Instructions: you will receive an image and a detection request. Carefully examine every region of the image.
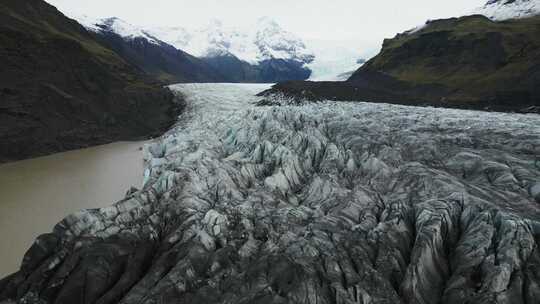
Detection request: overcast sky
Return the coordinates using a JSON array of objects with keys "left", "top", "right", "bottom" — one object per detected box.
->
[{"left": 46, "top": 0, "right": 486, "bottom": 45}]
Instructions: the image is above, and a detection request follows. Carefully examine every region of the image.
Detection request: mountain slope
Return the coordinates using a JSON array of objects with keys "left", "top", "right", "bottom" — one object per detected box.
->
[
  {"left": 76, "top": 16, "right": 226, "bottom": 83},
  {"left": 261, "top": 13, "right": 540, "bottom": 113},
  {"left": 348, "top": 14, "right": 540, "bottom": 108},
  {"left": 0, "top": 0, "right": 179, "bottom": 162}
]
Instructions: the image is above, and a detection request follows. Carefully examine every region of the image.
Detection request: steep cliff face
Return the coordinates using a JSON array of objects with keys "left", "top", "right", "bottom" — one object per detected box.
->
[
  {"left": 1, "top": 84, "right": 539, "bottom": 304},
  {"left": 0, "top": 0, "right": 180, "bottom": 162}
]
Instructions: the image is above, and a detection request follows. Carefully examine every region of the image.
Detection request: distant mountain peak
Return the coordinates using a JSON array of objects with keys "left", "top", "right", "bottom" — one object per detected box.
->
[
  {"left": 148, "top": 18, "right": 314, "bottom": 65},
  {"left": 61, "top": 10, "right": 368, "bottom": 82},
  {"left": 475, "top": 0, "right": 540, "bottom": 20}
]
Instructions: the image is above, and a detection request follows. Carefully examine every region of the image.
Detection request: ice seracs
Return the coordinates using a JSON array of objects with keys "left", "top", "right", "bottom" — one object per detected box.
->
[
  {"left": 3, "top": 83, "right": 539, "bottom": 303},
  {"left": 475, "top": 0, "right": 540, "bottom": 20}
]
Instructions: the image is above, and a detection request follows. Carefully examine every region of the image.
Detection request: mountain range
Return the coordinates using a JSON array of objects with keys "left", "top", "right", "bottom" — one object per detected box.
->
[{"left": 70, "top": 15, "right": 322, "bottom": 83}]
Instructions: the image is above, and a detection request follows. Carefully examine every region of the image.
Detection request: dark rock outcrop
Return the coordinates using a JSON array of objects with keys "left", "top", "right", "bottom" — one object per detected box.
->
[
  {"left": 0, "top": 0, "right": 181, "bottom": 163},
  {"left": 1, "top": 83, "right": 539, "bottom": 304},
  {"left": 260, "top": 15, "right": 540, "bottom": 113}
]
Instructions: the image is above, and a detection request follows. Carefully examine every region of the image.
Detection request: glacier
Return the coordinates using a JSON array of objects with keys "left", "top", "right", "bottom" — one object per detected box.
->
[
  {"left": 1, "top": 84, "right": 540, "bottom": 304},
  {"left": 306, "top": 40, "right": 377, "bottom": 81}
]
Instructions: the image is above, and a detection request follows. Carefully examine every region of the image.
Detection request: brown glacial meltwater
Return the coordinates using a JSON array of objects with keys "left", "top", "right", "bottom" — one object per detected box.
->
[{"left": 0, "top": 141, "right": 146, "bottom": 276}]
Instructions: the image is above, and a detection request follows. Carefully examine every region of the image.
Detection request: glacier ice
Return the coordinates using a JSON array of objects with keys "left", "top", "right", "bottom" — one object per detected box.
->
[{"left": 1, "top": 83, "right": 540, "bottom": 304}]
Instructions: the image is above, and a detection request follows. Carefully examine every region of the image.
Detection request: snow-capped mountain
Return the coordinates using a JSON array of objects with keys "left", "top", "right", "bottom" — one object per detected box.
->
[
  {"left": 75, "top": 15, "right": 162, "bottom": 44},
  {"left": 147, "top": 21, "right": 377, "bottom": 81},
  {"left": 68, "top": 13, "right": 318, "bottom": 82},
  {"left": 66, "top": 10, "right": 378, "bottom": 82},
  {"left": 74, "top": 14, "right": 314, "bottom": 67},
  {"left": 70, "top": 14, "right": 226, "bottom": 83},
  {"left": 475, "top": 0, "right": 540, "bottom": 20},
  {"left": 147, "top": 17, "right": 314, "bottom": 65}
]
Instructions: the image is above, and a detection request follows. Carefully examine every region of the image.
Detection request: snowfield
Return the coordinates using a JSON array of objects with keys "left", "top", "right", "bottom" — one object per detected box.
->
[{"left": 4, "top": 84, "right": 540, "bottom": 304}]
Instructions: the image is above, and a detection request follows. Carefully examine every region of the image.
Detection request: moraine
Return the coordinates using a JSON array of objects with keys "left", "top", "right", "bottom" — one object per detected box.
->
[{"left": 1, "top": 83, "right": 540, "bottom": 304}]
